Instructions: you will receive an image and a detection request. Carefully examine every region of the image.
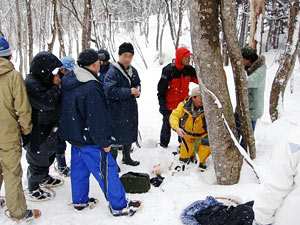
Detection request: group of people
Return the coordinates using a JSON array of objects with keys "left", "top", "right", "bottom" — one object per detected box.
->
[
  {"left": 0, "top": 35, "right": 141, "bottom": 222},
  {"left": 1, "top": 31, "right": 297, "bottom": 225}
]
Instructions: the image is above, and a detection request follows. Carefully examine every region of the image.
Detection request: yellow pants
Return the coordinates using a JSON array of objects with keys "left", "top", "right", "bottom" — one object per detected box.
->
[
  {"left": 0, "top": 141, "right": 27, "bottom": 219},
  {"left": 179, "top": 135, "right": 211, "bottom": 164}
]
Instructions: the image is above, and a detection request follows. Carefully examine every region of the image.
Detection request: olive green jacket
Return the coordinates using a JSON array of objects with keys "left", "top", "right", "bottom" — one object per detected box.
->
[{"left": 0, "top": 58, "right": 32, "bottom": 144}]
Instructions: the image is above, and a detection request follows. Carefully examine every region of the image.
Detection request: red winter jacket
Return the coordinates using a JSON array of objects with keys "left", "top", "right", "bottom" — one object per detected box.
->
[{"left": 157, "top": 47, "right": 198, "bottom": 111}]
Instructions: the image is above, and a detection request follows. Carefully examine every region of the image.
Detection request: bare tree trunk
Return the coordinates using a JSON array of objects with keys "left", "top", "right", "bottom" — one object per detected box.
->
[
  {"left": 175, "top": 0, "right": 185, "bottom": 49},
  {"left": 189, "top": 0, "right": 243, "bottom": 185},
  {"left": 26, "top": 0, "right": 33, "bottom": 63},
  {"left": 156, "top": 3, "right": 161, "bottom": 51},
  {"left": 15, "top": 0, "right": 23, "bottom": 75},
  {"left": 48, "top": 0, "right": 57, "bottom": 52},
  {"left": 82, "top": 0, "right": 92, "bottom": 50},
  {"left": 56, "top": 6, "right": 66, "bottom": 57},
  {"left": 269, "top": 0, "right": 299, "bottom": 122},
  {"left": 220, "top": 0, "right": 256, "bottom": 159},
  {"left": 249, "top": 0, "right": 266, "bottom": 50},
  {"left": 164, "top": 0, "right": 176, "bottom": 45}
]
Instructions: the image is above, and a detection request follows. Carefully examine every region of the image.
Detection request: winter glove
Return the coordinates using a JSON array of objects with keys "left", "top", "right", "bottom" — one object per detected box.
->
[{"left": 22, "top": 133, "right": 32, "bottom": 147}]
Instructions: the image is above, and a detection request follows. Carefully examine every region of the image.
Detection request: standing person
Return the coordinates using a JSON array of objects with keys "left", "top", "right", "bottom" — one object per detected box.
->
[
  {"left": 54, "top": 56, "right": 76, "bottom": 177},
  {"left": 236, "top": 46, "right": 266, "bottom": 138},
  {"left": 98, "top": 49, "right": 111, "bottom": 86},
  {"left": 157, "top": 47, "right": 198, "bottom": 148},
  {"left": 25, "top": 51, "right": 64, "bottom": 201},
  {"left": 253, "top": 127, "right": 300, "bottom": 225},
  {"left": 0, "top": 34, "right": 40, "bottom": 222},
  {"left": 59, "top": 48, "right": 141, "bottom": 216},
  {"left": 104, "top": 42, "right": 141, "bottom": 167},
  {"left": 169, "top": 87, "right": 210, "bottom": 171}
]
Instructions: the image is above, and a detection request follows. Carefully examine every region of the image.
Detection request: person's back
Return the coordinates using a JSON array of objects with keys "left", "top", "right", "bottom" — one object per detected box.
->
[
  {"left": 0, "top": 58, "right": 32, "bottom": 144},
  {"left": 60, "top": 66, "right": 112, "bottom": 147},
  {"left": 0, "top": 35, "right": 40, "bottom": 222},
  {"left": 253, "top": 127, "right": 300, "bottom": 225}
]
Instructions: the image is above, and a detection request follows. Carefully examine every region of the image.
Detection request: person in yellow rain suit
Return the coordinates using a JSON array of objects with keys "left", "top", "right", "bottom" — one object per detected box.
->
[{"left": 170, "top": 86, "right": 210, "bottom": 171}]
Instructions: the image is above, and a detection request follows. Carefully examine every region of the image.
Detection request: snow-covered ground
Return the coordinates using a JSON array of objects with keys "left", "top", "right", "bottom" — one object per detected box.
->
[{"left": 1, "top": 16, "right": 300, "bottom": 225}]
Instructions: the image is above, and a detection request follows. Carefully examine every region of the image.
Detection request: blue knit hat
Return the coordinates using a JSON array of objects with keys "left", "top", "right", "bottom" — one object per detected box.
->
[{"left": 0, "top": 34, "right": 11, "bottom": 57}]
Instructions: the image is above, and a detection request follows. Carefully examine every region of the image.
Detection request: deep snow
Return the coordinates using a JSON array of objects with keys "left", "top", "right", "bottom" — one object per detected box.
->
[{"left": 1, "top": 16, "right": 300, "bottom": 225}]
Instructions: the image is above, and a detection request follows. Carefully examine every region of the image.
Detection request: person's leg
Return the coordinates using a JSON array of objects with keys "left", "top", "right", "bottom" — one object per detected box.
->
[
  {"left": 197, "top": 144, "right": 211, "bottom": 164},
  {"left": 160, "top": 111, "right": 172, "bottom": 147},
  {"left": 179, "top": 136, "right": 193, "bottom": 161},
  {"left": 0, "top": 141, "right": 27, "bottom": 219},
  {"left": 26, "top": 150, "right": 53, "bottom": 192},
  {"left": 252, "top": 120, "right": 257, "bottom": 132},
  {"left": 122, "top": 144, "right": 140, "bottom": 166},
  {"left": 70, "top": 146, "right": 90, "bottom": 205},
  {"left": 80, "top": 146, "right": 127, "bottom": 210},
  {"left": 234, "top": 112, "right": 242, "bottom": 139},
  {"left": 56, "top": 141, "right": 69, "bottom": 169}
]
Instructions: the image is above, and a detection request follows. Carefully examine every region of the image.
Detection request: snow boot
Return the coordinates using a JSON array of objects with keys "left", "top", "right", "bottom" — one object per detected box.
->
[
  {"left": 40, "top": 176, "right": 64, "bottom": 188},
  {"left": 28, "top": 188, "right": 54, "bottom": 201},
  {"left": 109, "top": 200, "right": 141, "bottom": 217},
  {"left": 73, "top": 198, "right": 98, "bottom": 211},
  {"left": 5, "top": 209, "right": 41, "bottom": 223},
  {"left": 122, "top": 144, "right": 140, "bottom": 166}
]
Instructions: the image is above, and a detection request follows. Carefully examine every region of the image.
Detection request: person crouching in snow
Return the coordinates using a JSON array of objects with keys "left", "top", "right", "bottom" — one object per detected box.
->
[
  {"left": 59, "top": 48, "right": 141, "bottom": 216},
  {"left": 157, "top": 47, "right": 198, "bottom": 149},
  {"left": 252, "top": 127, "right": 300, "bottom": 225},
  {"left": 170, "top": 86, "right": 210, "bottom": 171}
]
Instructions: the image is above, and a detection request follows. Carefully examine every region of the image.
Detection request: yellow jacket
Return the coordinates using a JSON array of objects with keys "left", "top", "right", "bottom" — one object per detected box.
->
[
  {"left": 170, "top": 97, "right": 207, "bottom": 137},
  {"left": 0, "top": 58, "right": 32, "bottom": 144}
]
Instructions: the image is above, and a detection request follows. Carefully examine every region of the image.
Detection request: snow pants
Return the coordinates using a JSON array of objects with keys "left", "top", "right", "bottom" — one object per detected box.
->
[{"left": 71, "top": 145, "right": 127, "bottom": 210}]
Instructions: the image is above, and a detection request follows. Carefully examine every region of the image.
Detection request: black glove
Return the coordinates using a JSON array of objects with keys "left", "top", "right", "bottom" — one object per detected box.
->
[{"left": 22, "top": 133, "right": 32, "bottom": 147}]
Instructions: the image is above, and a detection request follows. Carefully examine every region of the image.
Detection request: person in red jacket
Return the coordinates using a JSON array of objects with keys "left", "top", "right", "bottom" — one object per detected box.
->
[{"left": 157, "top": 47, "right": 198, "bottom": 148}]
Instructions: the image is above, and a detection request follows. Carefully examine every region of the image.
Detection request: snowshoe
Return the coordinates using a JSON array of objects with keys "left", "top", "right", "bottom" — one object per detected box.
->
[
  {"left": 109, "top": 200, "right": 141, "bottom": 217},
  {"left": 56, "top": 165, "right": 71, "bottom": 177},
  {"left": 40, "top": 176, "right": 64, "bottom": 188},
  {"left": 71, "top": 198, "right": 99, "bottom": 211},
  {"left": 5, "top": 209, "right": 41, "bottom": 223},
  {"left": 24, "top": 187, "right": 56, "bottom": 202}
]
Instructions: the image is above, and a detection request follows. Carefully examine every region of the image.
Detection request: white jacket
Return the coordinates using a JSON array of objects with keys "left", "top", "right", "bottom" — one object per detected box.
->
[{"left": 253, "top": 127, "right": 300, "bottom": 225}]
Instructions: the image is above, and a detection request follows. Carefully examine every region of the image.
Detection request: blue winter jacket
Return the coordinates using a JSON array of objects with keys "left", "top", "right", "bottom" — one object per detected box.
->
[
  {"left": 104, "top": 62, "right": 141, "bottom": 145},
  {"left": 59, "top": 67, "right": 114, "bottom": 148}
]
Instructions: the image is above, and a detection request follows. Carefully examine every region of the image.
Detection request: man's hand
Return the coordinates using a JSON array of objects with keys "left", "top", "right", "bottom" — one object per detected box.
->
[
  {"left": 176, "top": 128, "right": 186, "bottom": 138},
  {"left": 53, "top": 75, "right": 61, "bottom": 85},
  {"left": 103, "top": 145, "right": 111, "bottom": 152},
  {"left": 131, "top": 88, "right": 140, "bottom": 97}
]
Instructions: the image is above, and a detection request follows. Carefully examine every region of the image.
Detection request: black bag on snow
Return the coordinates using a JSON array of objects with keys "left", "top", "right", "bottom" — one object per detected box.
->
[
  {"left": 194, "top": 201, "right": 254, "bottom": 225},
  {"left": 120, "top": 172, "right": 151, "bottom": 194}
]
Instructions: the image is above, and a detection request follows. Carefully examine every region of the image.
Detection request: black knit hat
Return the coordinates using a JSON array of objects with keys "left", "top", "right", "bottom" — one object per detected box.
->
[
  {"left": 241, "top": 46, "right": 258, "bottom": 63},
  {"left": 77, "top": 48, "right": 99, "bottom": 67},
  {"left": 98, "top": 49, "right": 110, "bottom": 61},
  {"left": 118, "top": 42, "right": 134, "bottom": 55}
]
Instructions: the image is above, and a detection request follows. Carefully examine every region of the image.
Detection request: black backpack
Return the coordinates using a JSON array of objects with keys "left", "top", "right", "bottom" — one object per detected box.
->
[{"left": 120, "top": 172, "right": 151, "bottom": 194}]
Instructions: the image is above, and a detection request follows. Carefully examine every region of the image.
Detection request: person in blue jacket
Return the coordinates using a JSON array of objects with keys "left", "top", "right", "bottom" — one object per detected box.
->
[
  {"left": 98, "top": 49, "right": 111, "bottom": 86},
  {"left": 104, "top": 42, "right": 141, "bottom": 166},
  {"left": 59, "top": 48, "right": 140, "bottom": 216}
]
